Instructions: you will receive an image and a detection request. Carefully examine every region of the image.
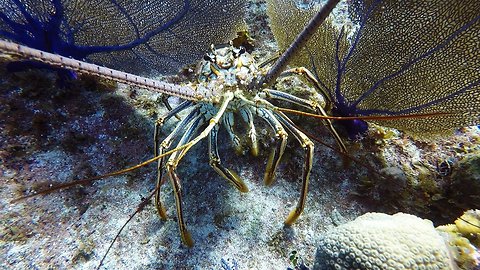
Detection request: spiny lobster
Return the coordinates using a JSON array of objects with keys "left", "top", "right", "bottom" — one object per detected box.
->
[
  {"left": 1, "top": 0, "right": 348, "bottom": 249},
  {"left": 1, "top": 0, "right": 479, "bottom": 268}
]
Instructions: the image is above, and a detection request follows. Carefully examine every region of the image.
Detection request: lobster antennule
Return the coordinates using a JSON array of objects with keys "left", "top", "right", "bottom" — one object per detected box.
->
[
  {"left": 96, "top": 188, "right": 157, "bottom": 270},
  {"left": 10, "top": 141, "right": 194, "bottom": 203}
]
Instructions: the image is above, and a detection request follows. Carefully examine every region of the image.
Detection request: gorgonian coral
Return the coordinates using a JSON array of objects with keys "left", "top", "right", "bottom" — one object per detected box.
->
[
  {"left": 0, "top": 0, "right": 246, "bottom": 75},
  {"left": 267, "top": 0, "right": 480, "bottom": 138}
]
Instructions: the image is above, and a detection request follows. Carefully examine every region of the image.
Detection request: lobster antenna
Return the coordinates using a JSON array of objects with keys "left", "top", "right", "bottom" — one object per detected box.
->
[
  {"left": 258, "top": 0, "right": 341, "bottom": 87},
  {"left": 0, "top": 39, "right": 201, "bottom": 101}
]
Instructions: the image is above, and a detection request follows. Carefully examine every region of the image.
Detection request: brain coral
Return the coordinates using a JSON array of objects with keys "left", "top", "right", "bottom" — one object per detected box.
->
[{"left": 314, "top": 212, "right": 456, "bottom": 270}]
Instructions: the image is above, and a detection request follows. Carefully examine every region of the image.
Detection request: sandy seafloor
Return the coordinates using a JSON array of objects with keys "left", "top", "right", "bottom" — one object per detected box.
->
[{"left": 1, "top": 1, "right": 480, "bottom": 269}]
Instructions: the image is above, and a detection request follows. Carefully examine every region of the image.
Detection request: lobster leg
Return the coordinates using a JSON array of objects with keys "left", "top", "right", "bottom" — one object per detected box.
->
[
  {"left": 239, "top": 107, "right": 259, "bottom": 157},
  {"left": 263, "top": 88, "right": 347, "bottom": 154},
  {"left": 154, "top": 105, "right": 198, "bottom": 220},
  {"left": 222, "top": 111, "right": 243, "bottom": 155},
  {"left": 154, "top": 100, "right": 192, "bottom": 130},
  {"left": 256, "top": 108, "right": 288, "bottom": 186},
  {"left": 173, "top": 92, "right": 233, "bottom": 162},
  {"left": 273, "top": 111, "right": 314, "bottom": 226},
  {"left": 161, "top": 96, "right": 186, "bottom": 121},
  {"left": 208, "top": 125, "right": 249, "bottom": 192},
  {"left": 166, "top": 165, "right": 193, "bottom": 247},
  {"left": 279, "top": 67, "right": 332, "bottom": 106},
  {"left": 164, "top": 93, "right": 233, "bottom": 246},
  {"left": 165, "top": 115, "right": 204, "bottom": 247}
]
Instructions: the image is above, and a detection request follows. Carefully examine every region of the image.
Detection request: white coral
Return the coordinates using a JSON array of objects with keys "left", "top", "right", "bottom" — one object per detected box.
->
[{"left": 314, "top": 213, "right": 457, "bottom": 270}]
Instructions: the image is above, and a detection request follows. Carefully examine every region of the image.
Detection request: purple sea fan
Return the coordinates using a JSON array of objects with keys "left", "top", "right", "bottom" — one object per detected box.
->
[
  {"left": 0, "top": 0, "right": 247, "bottom": 75},
  {"left": 267, "top": 0, "right": 480, "bottom": 139}
]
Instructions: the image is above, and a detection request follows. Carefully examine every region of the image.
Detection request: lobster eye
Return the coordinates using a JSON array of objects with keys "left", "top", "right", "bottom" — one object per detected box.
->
[{"left": 238, "top": 47, "right": 246, "bottom": 55}]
